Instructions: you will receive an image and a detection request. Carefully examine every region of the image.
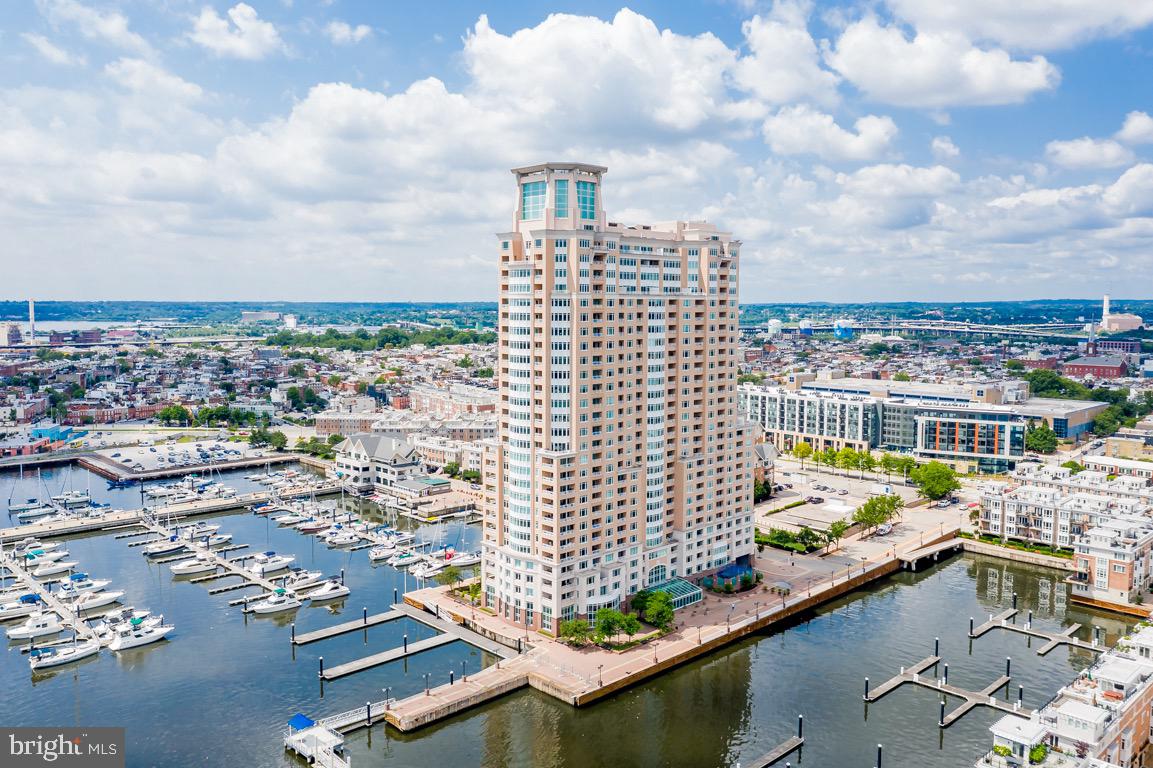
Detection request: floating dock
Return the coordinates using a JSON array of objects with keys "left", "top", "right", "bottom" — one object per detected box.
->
[
  {"left": 969, "top": 608, "right": 1105, "bottom": 655},
  {"left": 292, "top": 610, "right": 404, "bottom": 645},
  {"left": 864, "top": 654, "right": 1031, "bottom": 727}
]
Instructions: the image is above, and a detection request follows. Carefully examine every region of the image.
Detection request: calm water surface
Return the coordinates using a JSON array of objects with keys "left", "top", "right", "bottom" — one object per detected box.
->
[{"left": 0, "top": 466, "right": 1133, "bottom": 768}]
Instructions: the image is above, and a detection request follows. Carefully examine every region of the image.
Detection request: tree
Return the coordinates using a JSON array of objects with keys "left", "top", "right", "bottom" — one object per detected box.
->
[
  {"left": 594, "top": 608, "right": 624, "bottom": 642},
  {"left": 443, "top": 461, "right": 461, "bottom": 478},
  {"left": 858, "top": 451, "right": 877, "bottom": 475},
  {"left": 853, "top": 494, "right": 903, "bottom": 533},
  {"left": 892, "top": 371, "right": 911, "bottom": 382},
  {"left": 621, "top": 613, "right": 642, "bottom": 642},
  {"left": 1025, "top": 421, "right": 1059, "bottom": 454},
  {"left": 792, "top": 441, "right": 813, "bottom": 468},
  {"left": 456, "top": 355, "right": 474, "bottom": 368},
  {"left": 825, "top": 519, "right": 849, "bottom": 553},
  {"left": 796, "top": 526, "right": 821, "bottom": 552},
  {"left": 1061, "top": 460, "right": 1085, "bottom": 474},
  {"left": 645, "top": 591, "right": 675, "bottom": 631},
  {"left": 1005, "top": 359, "right": 1025, "bottom": 371},
  {"left": 474, "top": 367, "right": 494, "bottom": 378},
  {"left": 910, "top": 461, "right": 961, "bottom": 500},
  {"left": 436, "top": 565, "right": 462, "bottom": 589},
  {"left": 157, "top": 405, "right": 191, "bottom": 425},
  {"left": 630, "top": 589, "right": 652, "bottom": 615},
  {"left": 268, "top": 431, "right": 288, "bottom": 450},
  {"left": 836, "top": 447, "right": 859, "bottom": 471},
  {"left": 327, "top": 433, "right": 345, "bottom": 446},
  {"left": 738, "top": 372, "right": 766, "bottom": 385},
  {"left": 558, "top": 619, "right": 590, "bottom": 646},
  {"left": 753, "top": 479, "right": 772, "bottom": 503}
]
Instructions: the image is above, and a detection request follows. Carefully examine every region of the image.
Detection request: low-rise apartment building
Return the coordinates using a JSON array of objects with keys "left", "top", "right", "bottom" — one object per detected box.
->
[
  {"left": 408, "top": 382, "right": 497, "bottom": 419},
  {"left": 1070, "top": 516, "right": 1153, "bottom": 607},
  {"left": 331, "top": 433, "right": 421, "bottom": 493}
]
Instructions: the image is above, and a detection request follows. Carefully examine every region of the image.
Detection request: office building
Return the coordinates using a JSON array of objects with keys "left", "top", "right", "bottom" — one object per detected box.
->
[{"left": 482, "top": 162, "right": 754, "bottom": 632}]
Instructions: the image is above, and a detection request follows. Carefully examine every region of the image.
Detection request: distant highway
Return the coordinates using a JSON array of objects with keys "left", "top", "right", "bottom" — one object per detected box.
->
[{"left": 740, "top": 319, "right": 1087, "bottom": 341}]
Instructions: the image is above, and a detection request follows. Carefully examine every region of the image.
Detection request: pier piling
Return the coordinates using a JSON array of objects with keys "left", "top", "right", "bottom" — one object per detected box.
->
[
  {"left": 969, "top": 617, "right": 974, "bottom": 637},
  {"left": 318, "top": 656, "right": 324, "bottom": 678},
  {"left": 1006, "top": 657, "right": 1011, "bottom": 678},
  {"left": 943, "top": 663, "right": 948, "bottom": 685},
  {"left": 863, "top": 677, "right": 869, "bottom": 700},
  {"left": 938, "top": 700, "right": 945, "bottom": 727},
  {"left": 1012, "top": 592, "right": 1017, "bottom": 609},
  {"left": 934, "top": 637, "right": 939, "bottom": 656},
  {"left": 876, "top": 743, "right": 883, "bottom": 768}
]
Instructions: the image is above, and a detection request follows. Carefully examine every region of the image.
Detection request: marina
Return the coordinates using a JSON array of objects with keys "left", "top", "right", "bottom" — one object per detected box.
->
[{"left": 0, "top": 462, "right": 1138, "bottom": 767}]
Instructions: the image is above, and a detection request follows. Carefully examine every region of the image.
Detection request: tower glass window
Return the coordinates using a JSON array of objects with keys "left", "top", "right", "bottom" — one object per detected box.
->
[
  {"left": 576, "top": 180, "right": 596, "bottom": 220},
  {"left": 521, "top": 181, "right": 546, "bottom": 220},
  {"left": 554, "top": 179, "right": 569, "bottom": 218}
]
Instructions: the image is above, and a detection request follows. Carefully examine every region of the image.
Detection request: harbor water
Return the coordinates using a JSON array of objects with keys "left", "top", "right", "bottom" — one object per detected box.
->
[{"left": 0, "top": 464, "right": 1136, "bottom": 767}]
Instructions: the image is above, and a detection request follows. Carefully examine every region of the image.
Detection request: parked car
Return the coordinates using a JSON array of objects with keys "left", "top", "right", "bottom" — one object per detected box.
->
[{"left": 805, "top": 496, "right": 825, "bottom": 504}]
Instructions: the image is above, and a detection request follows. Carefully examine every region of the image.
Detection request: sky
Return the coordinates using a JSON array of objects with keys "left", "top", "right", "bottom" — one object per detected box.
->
[{"left": 2, "top": 1, "right": 1153, "bottom": 303}]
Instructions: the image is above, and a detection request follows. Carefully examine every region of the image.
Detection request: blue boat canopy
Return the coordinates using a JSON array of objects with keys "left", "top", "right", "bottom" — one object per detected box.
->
[
  {"left": 69, "top": 573, "right": 88, "bottom": 581},
  {"left": 263, "top": 551, "right": 276, "bottom": 557},
  {"left": 19, "top": 594, "right": 41, "bottom": 604},
  {"left": 287, "top": 713, "right": 314, "bottom": 730}
]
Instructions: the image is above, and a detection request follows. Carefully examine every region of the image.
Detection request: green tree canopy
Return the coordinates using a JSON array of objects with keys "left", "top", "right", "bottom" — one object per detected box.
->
[{"left": 910, "top": 461, "right": 961, "bottom": 500}]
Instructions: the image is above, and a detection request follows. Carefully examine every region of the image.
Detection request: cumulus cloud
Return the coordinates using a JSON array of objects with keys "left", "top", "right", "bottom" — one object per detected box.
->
[
  {"left": 883, "top": 0, "right": 1153, "bottom": 50},
  {"left": 1045, "top": 137, "right": 1134, "bottom": 169},
  {"left": 36, "top": 0, "right": 152, "bottom": 56},
  {"left": 826, "top": 17, "right": 1060, "bottom": 107},
  {"left": 1117, "top": 111, "right": 1153, "bottom": 145},
  {"left": 731, "top": 3, "right": 840, "bottom": 107},
  {"left": 324, "top": 20, "right": 372, "bottom": 45},
  {"left": 21, "top": 33, "right": 86, "bottom": 66},
  {"left": 104, "top": 59, "right": 203, "bottom": 103},
  {"left": 762, "top": 105, "right": 897, "bottom": 161},
  {"left": 190, "top": 3, "right": 286, "bottom": 60},
  {"left": 931, "top": 136, "right": 960, "bottom": 160},
  {"left": 464, "top": 11, "right": 737, "bottom": 133}
]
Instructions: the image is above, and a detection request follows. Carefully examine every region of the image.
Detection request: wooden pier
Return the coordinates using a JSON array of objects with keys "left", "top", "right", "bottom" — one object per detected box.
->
[
  {"left": 969, "top": 609, "right": 1105, "bottom": 655},
  {"left": 292, "top": 610, "right": 404, "bottom": 645},
  {"left": 0, "top": 554, "right": 98, "bottom": 644},
  {"left": 743, "top": 716, "right": 806, "bottom": 768},
  {"left": 0, "top": 484, "right": 342, "bottom": 544},
  {"left": 864, "top": 655, "right": 1031, "bottom": 727},
  {"left": 898, "top": 538, "right": 964, "bottom": 570},
  {"left": 321, "top": 634, "right": 457, "bottom": 680},
  {"left": 134, "top": 518, "right": 281, "bottom": 597}
]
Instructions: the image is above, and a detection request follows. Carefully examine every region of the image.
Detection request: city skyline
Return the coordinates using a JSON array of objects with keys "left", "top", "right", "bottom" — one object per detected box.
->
[{"left": 3, "top": 1, "right": 1153, "bottom": 302}]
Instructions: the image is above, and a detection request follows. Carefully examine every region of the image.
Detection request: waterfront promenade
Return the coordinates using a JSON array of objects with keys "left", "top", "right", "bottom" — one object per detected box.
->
[{"left": 375, "top": 505, "right": 969, "bottom": 731}]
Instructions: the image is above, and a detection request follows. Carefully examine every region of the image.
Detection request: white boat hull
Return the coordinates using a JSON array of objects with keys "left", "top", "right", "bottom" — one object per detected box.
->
[
  {"left": 108, "top": 624, "right": 174, "bottom": 651},
  {"left": 29, "top": 641, "right": 100, "bottom": 670}
]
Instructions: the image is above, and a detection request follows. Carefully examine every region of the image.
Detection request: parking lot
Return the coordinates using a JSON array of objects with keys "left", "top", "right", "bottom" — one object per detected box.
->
[
  {"left": 756, "top": 459, "right": 927, "bottom": 534},
  {"left": 94, "top": 440, "right": 269, "bottom": 473}
]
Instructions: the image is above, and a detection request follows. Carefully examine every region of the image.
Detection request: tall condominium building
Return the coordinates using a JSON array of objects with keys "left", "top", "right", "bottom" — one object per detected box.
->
[{"left": 481, "top": 162, "right": 754, "bottom": 633}]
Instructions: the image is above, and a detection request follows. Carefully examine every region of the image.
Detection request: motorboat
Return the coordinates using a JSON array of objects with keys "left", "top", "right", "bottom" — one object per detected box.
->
[
  {"left": 249, "top": 589, "right": 301, "bottom": 614},
  {"left": 387, "top": 551, "right": 422, "bottom": 568},
  {"left": 142, "top": 536, "right": 186, "bottom": 557},
  {"left": 306, "top": 579, "right": 349, "bottom": 602},
  {"left": 389, "top": 531, "right": 416, "bottom": 546},
  {"left": 444, "top": 551, "right": 481, "bottom": 567},
  {"left": 368, "top": 545, "right": 392, "bottom": 562},
  {"left": 411, "top": 561, "right": 445, "bottom": 580},
  {"left": 273, "top": 513, "right": 308, "bottom": 526},
  {"left": 6, "top": 612, "right": 65, "bottom": 640},
  {"left": 170, "top": 556, "right": 217, "bottom": 576},
  {"left": 29, "top": 640, "right": 100, "bottom": 670},
  {"left": 107, "top": 620, "right": 174, "bottom": 651},
  {"left": 32, "top": 560, "right": 78, "bottom": 578},
  {"left": 52, "top": 491, "right": 92, "bottom": 508},
  {"left": 23, "top": 549, "right": 70, "bottom": 565},
  {"left": 66, "top": 590, "right": 125, "bottom": 613},
  {"left": 56, "top": 577, "right": 111, "bottom": 599},
  {"left": 248, "top": 552, "right": 295, "bottom": 576},
  {"left": 177, "top": 523, "right": 220, "bottom": 540},
  {"left": 203, "top": 533, "right": 233, "bottom": 547},
  {"left": 15, "top": 506, "right": 56, "bottom": 522},
  {"left": 281, "top": 569, "right": 324, "bottom": 591},
  {"left": 326, "top": 531, "right": 360, "bottom": 548},
  {"left": 7, "top": 499, "right": 43, "bottom": 513},
  {"left": 0, "top": 594, "right": 44, "bottom": 621},
  {"left": 93, "top": 607, "right": 157, "bottom": 629},
  {"left": 296, "top": 519, "right": 329, "bottom": 534},
  {"left": 12, "top": 538, "right": 59, "bottom": 555}
]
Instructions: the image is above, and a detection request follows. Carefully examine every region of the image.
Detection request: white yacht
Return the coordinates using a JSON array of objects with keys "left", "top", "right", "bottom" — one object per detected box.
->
[
  {"left": 7, "top": 499, "right": 43, "bottom": 513},
  {"left": 368, "top": 545, "right": 392, "bottom": 562},
  {"left": 387, "top": 551, "right": 422, "bottom": 568},
  {"left": 31, "top": 560, "right": 78, "bottom": 578},
  {"left": 281, "top": 569, "right": 324, "bottom": 591},
  {"left": 177, "top": 523, "right": 220, "bottom": 540},
  {"left": 203, "top": 533, "right": 233, "bottom": 547},
  {"left": 272, "top": 513, "right": 308, "bottom": 526},
  {"left": 249, "top": 589, "right": 301, "bottom": 614},
  {"left": 106, "top": 620, "right": 174, "bottom": 651},
  {"left": 445, "top": 551, "right": 481, "bottom": 567},
  {"left": 411, "top": 561, "right": 445, "bottom": 580},
  {"left": 248, "top": 552, "right": 295, "bottom": 576},
  {"left": 0, "top": 594, "right": 44, "bottom": 621},
  {"left": 22, "top": 549, "right": 70, "bottom": 565},
  {"left": 170, "top": 555, "right": 217, "bottom": 576},
  {"left": 142, "top": 537, "right": 186, "bottom": 557},
  {"left": 326, "top": 531, "right": 360, "bottom": 548},
  {"left": 56, "top": 577, "right": 111, "bottom": 599},
  {"left": 66, "top": 590, "right": 125, "bottom": 613},
  {"left": 12, "top": 538, "right": 60, "bottom": 555},
  {"left": 15, "top": 506, "right": 56, "bottom": 522},
  {"left": 6, "top": 612, "right": 65, "bottom": 640},
  {"left": 29, "top": 640, "right": 100, "bottom": 670},
  {"left": 306, "top": 579, "right": 349, "bottom": 602}
]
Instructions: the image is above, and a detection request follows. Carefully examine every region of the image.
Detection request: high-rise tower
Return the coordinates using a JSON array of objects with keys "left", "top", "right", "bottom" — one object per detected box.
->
[{"left": 480, "top": 162, "right": 754, "bottom": 632}]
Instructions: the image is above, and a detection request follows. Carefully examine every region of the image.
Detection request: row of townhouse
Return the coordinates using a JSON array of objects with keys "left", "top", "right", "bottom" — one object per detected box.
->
[{"left": 979, "top": 623, "right": 1153, "bottom": 768}]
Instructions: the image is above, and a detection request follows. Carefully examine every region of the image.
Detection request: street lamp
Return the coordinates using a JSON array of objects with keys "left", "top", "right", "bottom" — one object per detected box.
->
[{"left": 598, "top": 664, "right": 603, "bottom": 686}]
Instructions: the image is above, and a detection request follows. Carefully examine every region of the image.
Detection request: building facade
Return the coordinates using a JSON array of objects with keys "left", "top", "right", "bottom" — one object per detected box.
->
[{"left": 482, "top": 162, "right": 754, "bottom": 633}]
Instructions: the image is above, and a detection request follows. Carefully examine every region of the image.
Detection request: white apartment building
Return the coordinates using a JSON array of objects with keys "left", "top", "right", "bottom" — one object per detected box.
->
[
  {"left": 408, "top": 382, "right": 497, "bottom": 418},
  {"left": 1070, "top": 516, "right": 1153, "bottom": 606},
  {"left": 482, "top": 162, "right": 754, "bottom": 632},
  {"left": 738, "top": 385, "right": 878, "bottom": 452},
  {"left": 980, "top": 483, "right": 1148, "bottom": 549},
  {"left": 332, "top": 433, "right": 421, "bottom": 492}
]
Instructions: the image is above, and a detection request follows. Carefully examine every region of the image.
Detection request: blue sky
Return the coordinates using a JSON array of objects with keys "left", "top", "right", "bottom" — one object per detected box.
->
[{"left": 2, "top": 1, "right": 1153, "bottom": 303}]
